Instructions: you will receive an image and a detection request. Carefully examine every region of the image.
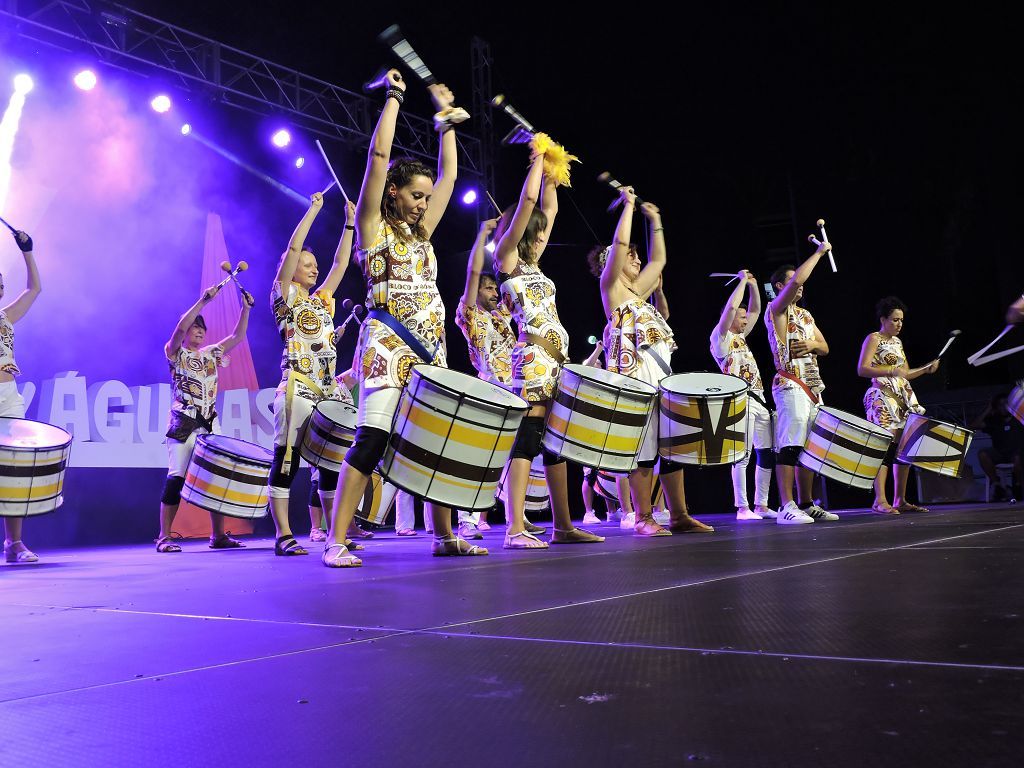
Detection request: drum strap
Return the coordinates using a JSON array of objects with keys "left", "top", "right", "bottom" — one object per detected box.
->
[
  {"left": 367, "top": 308, "right": 435, "bottom": 363},
  {"left": 646, "top": 348, "right": 673, "bottom": 378},
  {"left": 282, "top": 371, "right": 326, "bottom": 473},
  {"left": 777, "top": 370, "right": 821, "bottom": 404},
  {"left": 520, "top": 332, "right": 567, "bottom": 366}
]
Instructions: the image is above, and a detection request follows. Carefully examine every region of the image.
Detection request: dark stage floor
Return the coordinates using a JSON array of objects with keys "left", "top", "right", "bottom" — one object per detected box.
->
[{"left": 2, "top": 504, "right": 1023, "bottom": 767}]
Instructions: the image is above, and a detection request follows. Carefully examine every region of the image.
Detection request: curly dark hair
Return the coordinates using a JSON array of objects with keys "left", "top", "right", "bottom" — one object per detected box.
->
[
  {"left": 380, "top": 158, "right": 437, "bottom": 243},
  {"left": 586, "top": 243, "right": 638, "bottom": 277},
  {"left": 876, "top": 296, "right": 907, "bottom": 322},
  {"left": 494, "top": 204, "right": 549, "bottom": 266},
  {"left": 769, "top": 264, "right": 795, "bottom": 290}
]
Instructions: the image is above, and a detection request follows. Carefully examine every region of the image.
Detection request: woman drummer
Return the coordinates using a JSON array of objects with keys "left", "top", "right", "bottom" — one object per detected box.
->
[
  {"left": 588, "top": 187, "right": 712, "bottom": 535},
  {"left": 1, "top": 229, "right": 42, "bottom": 563},
  {"left": 324, "top": 69, "right": 484, "bottom": 566},
  {"left": 856, "top": 296, "right": 940, "bottom": 514},
  {"left": 494, "top": 143, "right": 603, "bottom": 549},
  {"left": 267, "top": 197, "right": 355, "bottom": 556}
]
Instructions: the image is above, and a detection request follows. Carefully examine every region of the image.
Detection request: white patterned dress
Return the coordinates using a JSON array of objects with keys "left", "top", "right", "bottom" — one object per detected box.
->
[{"left": 863, "top": 333, "right": 923, "bottom": 432}]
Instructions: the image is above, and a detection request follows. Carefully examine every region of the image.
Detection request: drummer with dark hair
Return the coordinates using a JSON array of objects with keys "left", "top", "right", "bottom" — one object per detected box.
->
[
  {"left": 764, "top": 240, "right": 838, "bottom": 524},
  {"left": 156, "top": 281, "right": 254, "bottom": 553},
  {"left": 1, "top": 229, "right": 42, "bottom": 563}
]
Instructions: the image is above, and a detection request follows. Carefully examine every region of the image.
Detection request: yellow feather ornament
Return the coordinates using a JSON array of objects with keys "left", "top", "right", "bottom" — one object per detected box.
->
[{"left": 530, "top": 132, "right": 579, "bottom": 188}]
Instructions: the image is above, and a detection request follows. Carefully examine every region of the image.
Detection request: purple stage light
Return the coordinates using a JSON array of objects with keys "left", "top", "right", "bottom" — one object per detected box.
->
[
  {"left": 180, "top": 123, "right": 192, "bottom": 136},
  {"left": 13, "top": 74, "right": 34, "bottom": 95},
  {"left": 74, "top": 70, "right": 97, "bottom": 91},
  {"left": 461, "top": 189, "right": 478, "bottom": 205},
  {"left": 150, "top": 94, "right": 171, "bottom": 113},
  {"left": 271, "top": 129, "right": 291, "bottom": 148},
  {"left": 294, "top": 156, "right": 305, "bottom": 169}
]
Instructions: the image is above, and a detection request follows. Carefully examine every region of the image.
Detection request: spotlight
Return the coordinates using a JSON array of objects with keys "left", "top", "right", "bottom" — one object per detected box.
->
[
  {"left": 461, "top": 189, "right": 478, "bottom": 205},
  {"left": 485, "top": 241, "right": 495, "bottom": 254},
  {"left": 150, "top": 94, "right": 171, "bottom": 113},
  {"left": 73, "top": 70, "right": 97, "bottom": 91},
  {"left": 294, "top": 156, "right": 305, "bottom": 169},
  {"left": 180, "top": 123, "right": 192, "bottom": 136},
  {"left": 271, "top": 129, "right": 291, "bottom": 148},
  {"left": 13, "top": 74, "right": 34, "bottom": 95}
]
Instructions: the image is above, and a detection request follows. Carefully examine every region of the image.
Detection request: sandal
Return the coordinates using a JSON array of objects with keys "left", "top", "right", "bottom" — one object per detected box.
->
[
  {"left": 4, "top": 540, "right": 40, "bottom": 563},
  {"left": 396, "top": 528, "right": 418, "bottom": 537},
  {"left": 667, "top": 515, "right": 715, "bottom": 533},
  {"left": 503, "top": 530, "right": 549, "bottom": 550},
  {"left": 634, "top": 518, "right": 672, "bottom": 537},
  {"left": 322, "top": 542, "right": 362, "bottom": 568},
  {"left": 209, "top": 533, "right": 245, "bottom": 549},
  {"left": 274, "top": 536, "right": 308, "bottom": 556},
  {"left": 344, "top": 539, "right": 365, "bottom": 551},
  {"left": 155, "top": 535, "right": 182, "bottom": 553},
  {"left": 524, "top": 520, "right": 546, "bottom": 535},
  {"left": 431, "top": 535, "right": 488, "bottom": 556},
  {"left": 347, "top": 523, "right": 375, "bottom": 540},
  {"left": 551, "top": 527, "right": 605, "bottom": 544},
  {"left": 896, "top": 501, "right": 930, "bottom": 513},
  {"left": 871, "top": 502, "right": 899, "bottom": 515},
  {"left": 309, "top": 527, "right": 327, "bottom": 543}
]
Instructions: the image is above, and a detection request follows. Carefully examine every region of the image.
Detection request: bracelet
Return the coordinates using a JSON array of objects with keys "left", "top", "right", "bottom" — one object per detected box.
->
[
  {"left": 385, "top": 88, "right": 404, "bottom": 105},
  {"left": 345, "top": 225, "right": 355, "bottom": 231},
  {"left": 653, "top": 227, "right": 664, "bottom": 233}
]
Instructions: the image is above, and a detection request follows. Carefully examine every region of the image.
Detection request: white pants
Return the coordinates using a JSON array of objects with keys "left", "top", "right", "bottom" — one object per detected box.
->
[
  {"left": 166, "top": 425, "right": 214, "bottom": 478},
  {"left": 0, "top": 381, "right": 26, "bottom": 418},
  {"left": 731, "top": 397, "right": 773, "bottom": 508},
  {"left": 358, "top": 386, "right": 402, "bottom": 431},
  {"left": 774, "top": 388, "right": 820, "bottom": 449},
  {"left": 394, "top": 489, "right": 475, "bottom": 531}
]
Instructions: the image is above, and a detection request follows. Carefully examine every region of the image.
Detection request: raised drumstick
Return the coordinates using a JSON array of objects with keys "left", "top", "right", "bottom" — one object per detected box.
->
[
  {"left": 0, "top": 214, "right": 17, "bottom": 234},
  {"left": 816, "top": 218, "right": 838, "bottom": 272},
  {"left": 378, "top": 25, "right": 437, "bottom": 85},
  {"left": 598, "top": 171, "right": 645, "bottom": 210},
  {"left": 315, "top": 140, "right": 349, "bottom": 203},
  {"left": 485, "top": 191, "right": 502, "bottom": 214},
  {"left": 937, "top": 329, "right": 962, "bottom": 358}
]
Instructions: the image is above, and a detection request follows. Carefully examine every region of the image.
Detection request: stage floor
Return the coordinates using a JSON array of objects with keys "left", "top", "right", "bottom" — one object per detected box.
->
[{"left": 3, "top": 504, "right": 1023, "bottom": 767}]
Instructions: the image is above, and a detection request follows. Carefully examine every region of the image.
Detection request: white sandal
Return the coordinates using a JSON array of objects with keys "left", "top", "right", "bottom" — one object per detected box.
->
[
  {"left": 321, "top": 543, "right": 362, "bottom": 568},
  {"left": 4, "top": 540, "right": 39, "bottom": 563},
  {"left": 502, "top": 530, "right": 549, "bottom": 550}
]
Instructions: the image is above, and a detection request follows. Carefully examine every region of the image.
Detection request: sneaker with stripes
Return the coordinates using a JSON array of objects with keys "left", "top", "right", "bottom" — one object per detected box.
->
[
  {"left": 803, "top": 504, "right": 839, "bottom": 521},
  {"left": 776, "top": 501, "right": 814, "bottom": 525}
]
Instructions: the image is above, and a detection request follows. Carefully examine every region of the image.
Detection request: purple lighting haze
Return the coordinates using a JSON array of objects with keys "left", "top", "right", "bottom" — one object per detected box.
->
[
  {"left": 74, "top": 70, "right": 97, "bottom": 91},
  {"left": 461, "top": 189, "right": 478, "bottom": 205},
  {"left": 271, "top": 129, "right": 291, "bottom": 148},
  {"left": 150, "top": 94, "right": 171, "bottom": 113}
]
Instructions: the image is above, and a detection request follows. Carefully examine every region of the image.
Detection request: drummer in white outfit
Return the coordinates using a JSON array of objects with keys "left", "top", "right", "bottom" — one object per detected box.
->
[
  {"left": 1, "top": 230, "right": 42, "bottom": 564},
  {"left": 710, "top": 270, "right": 776, "bottom": 520}
]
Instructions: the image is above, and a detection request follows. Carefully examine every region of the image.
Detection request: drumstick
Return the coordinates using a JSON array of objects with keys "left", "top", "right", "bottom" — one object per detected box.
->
[
  {"left": 315, "top": 140, "right": 349, "bottom": 204},
  {"left": 321, "top": 179, "right": 337, "bottom": 196},
  {"left": 336, "top": 300, "right": 366, "bottom": 337},
  {"left": 378, "top": 25, "right": 437, "bottom": 85},
  {"left": 490, "top": 94, "right": 536, "bottom": 134},
  {"left": 214, "top": 260, "right": 247, "bottom": 291},
  {"left": 968, "top": 325, "right": 1024, "bottom": 366},
  {"left": 597, "top": 172, "right": 645, "bottom": 210},
  {"left": 937, "top": 329, "right": 962, "bottom": 359},
  {"left": 816, "top": 218, "right": 838, "bottom": 272},
  {"left": 485, "top": 191, "right": 502, "bottom": 214},
  {"left": 0, "top": 214, "right": 17, "bottom": 234},
  {"left": 587, "top": 335, "right": 601, "bottom": 345},
  {"left": 227, "top": 262, "right": 252, "bottom": 303},
  {"left": 709, "top": 272, "right": 740, "bottom": 285}
]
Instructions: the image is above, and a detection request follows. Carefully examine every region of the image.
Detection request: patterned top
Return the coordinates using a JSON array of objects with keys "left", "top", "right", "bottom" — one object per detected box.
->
[
  {"left": 455, "top": 298, "right": 516, "bottom": 386},
  {"left": 863, "top": 333, "right": 923, "bottom": 431},
  {"left": 604, "top": 297, "right": 676, "bottom": 384},
  {"left": 496, "top": 259, "right": 569, "bottom": 402},
  {"left": 765, "top": 304, "right": 824, "bottom": 397},
  {"left": 272, "top": 281, "right": 337, "bottom": 399},
  {"left": 0, "top": 311, "right": 19, "bottom": 377},
  {"left": 356, "top": 220, "right": 447, "bottom": 390},
  {"left": 710, "top": 327, "right": 764, "bottom": 396},
  {"left": 168, "top": 345, "right": 225, "bottom": 420}
]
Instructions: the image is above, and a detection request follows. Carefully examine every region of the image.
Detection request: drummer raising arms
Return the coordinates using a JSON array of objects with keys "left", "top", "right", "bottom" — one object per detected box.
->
[
  {"left": 710, "top": 270, "right": 776, "bottom": 520},
  {"left": 325, "top": 69, "right": 484, "bottom": 566},
  {"left": 157, "top": 281, "right": 254, "bottom": 553},
  {"left": 1, "top": 230, "right": 42, "bottom": 563},
  {"left": 591, "top": 186, "right": 712, "bottom": 535},
  {"left": 765, "top": 241, "right": 839, "bottom": 524},
  {"left": 267, "top": 196, "right": 355, "bottom": 557}
]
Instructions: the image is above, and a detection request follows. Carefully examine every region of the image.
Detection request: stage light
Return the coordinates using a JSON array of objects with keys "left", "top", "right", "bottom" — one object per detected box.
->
[
  {"left": 485, "top": 241, "right": 495, "bottom": 254},
  {"left": 150, "top": 95, "right": 171, "bottom": 113},
  {"left": 294, "top": 156, "right": 305, "bottom": 169},
  {"left": 462, "top": 189, "right": 478, "bottom": 205},
  {"left": 13, "top": 74, "right": 34, "bottom": 95},
  {"left": 271, "top": 129, "right": 291, "bottom": 148},
  {"left": 73, "top": 70, "right": 97, "bottom": 91},
  {"left": 180, "top": 123, "right": 192, "bottom": 136}
]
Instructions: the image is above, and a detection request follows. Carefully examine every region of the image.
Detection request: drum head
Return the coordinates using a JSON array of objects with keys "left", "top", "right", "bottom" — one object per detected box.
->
[
  {"left": 562, "top": 364, "right": 658, "bottom": 397},
  {"left": 202, "top": 434, "right": 272, "bottom": 463},
  {"left": 819, "top": 406, "right": 891, "bottom": 437},
  {"left": 414, "top": 364, "right": 529, "bottom": 411},
  {"left": 316, "top": 400, "right": 357, "bottom": 425},
  {"left": 0, "top": 417, "right": 72, "bottom": 450},
  {"left": 661, "top": 372, "right": 747, "bottom": 397}
]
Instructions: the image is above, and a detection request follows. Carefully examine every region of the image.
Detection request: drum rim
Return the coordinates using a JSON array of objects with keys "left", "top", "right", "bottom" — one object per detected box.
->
[
  {"left": 378, "top": 467, "right": 498, "bottom": 511},
  {"left": 314, "top": 400, "right": 357, "bottom": 416},
  {"left": 0, "top": 415, "right": 73, "bottom": 452},
  {"left": 560, "top": 363, "right": 658, "bottom": 397},
  {"left": 660, "top": 371, "right": 749, "bottom": 397},
  {"left": 412, "top": 364, "right": 530, "bottom": 414},
  {"left": 817, "top": 406, "right": 894, "bottom": 438},
  {"left": 902, "top": 411, "right": 972, "bottom": 433},
  {"left": 198, "top": 433, "right": 274, "bottom": 464}
]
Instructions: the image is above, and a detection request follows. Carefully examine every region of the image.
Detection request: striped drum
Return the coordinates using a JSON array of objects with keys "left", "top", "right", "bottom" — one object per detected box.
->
[
  {"left": 896, "top": 413, "right": 974, "bottom": 478},
  {"left": 181, "top": 434, "right": 272, "bottom": 519},
  {"left": 658, "top": 372, "right": 749, "bottom": 466},
  {"left": 799, "top": 407, "right": 892, "bottom": 489},
  {"left": 355, "top": 472, "right": 399, "bottom": 525},
  {"left": 0, "top": 417, "right": 72, "bottom": 517},
  {"left": 380, "top": 366, "right": 529, "bottom": 510},
  {"left": 498, "top": 455, "right": 549, "bottom": 512},
  {"left": 594, "top": 468, "right": 664, "bottom": 510},
  {"left": 300, "top": 400, "right": 357, "bottom": 472},
  {"left": 1009, "top": 383, "right": 1024, "bottom": 427},
  {"left": 544, "top": 364, "right": 658, "bottom": 472}
]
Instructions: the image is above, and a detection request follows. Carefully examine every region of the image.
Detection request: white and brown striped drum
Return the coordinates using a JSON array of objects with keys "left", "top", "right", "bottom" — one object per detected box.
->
[
  {"left": 181, "top": 435, "right": 272, "bottom": 519},
  {"left": 896, "top": 413, "right": 974, "bottom": 478},
  {"left": 658, "top": 372, "right": 749, "bottom": 466},
  {"left": 300, "top": 400, "right": 357, "bottom": 473},
  {"left": 544, "top": 364, "right": 658, "bottom": 472},
  {"left": 380, "top": 366, "right": 529, "bottom": 511},
  {"left": 498, "top": 455, "right": 548, "bottom": 512},
  {"left": 355, "top": 471, "right": 399, "bottom": 525},
  {"left": 798, "top": 406, "right": 892, "bottom": 489},
  {"left": 1009, "top": 383, "right": 1024, "bottom": 427},
  {"left": 0, "top": 417, "right": 72, "bottom": 517},
  {"left": 593, "top": 468, "right": 665, "bottom": 510}
]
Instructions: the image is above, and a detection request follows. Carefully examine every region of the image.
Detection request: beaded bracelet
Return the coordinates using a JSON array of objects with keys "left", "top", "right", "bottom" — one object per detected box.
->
[{"left": 385, "top": 88, "right": 404, "bottom": 105}]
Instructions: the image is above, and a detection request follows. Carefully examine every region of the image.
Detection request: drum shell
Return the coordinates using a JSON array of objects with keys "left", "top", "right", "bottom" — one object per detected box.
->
[
  {"left": 1008, "top": 385, "right": 1024, "bottom": 427},
  {"left": 0, "top": 417, "right": 72, "bottom": 518},
  {"left": 181, "top": 434, "right": 272, "bottom": 519},
  {"left": 355, "top": 471, "right": 398, "bottom": 525},
  {"left": 658, "top": 373, "right": 749, "bottom": 466},
  {"left": 798, "top": 406, "right": 892, "bottom": 489},
  {"left": 896, "top": 413, "right": 974, "bottom": 478},
  {"left": 300, "top": 401, "right": 357, "bottom": 473},
  {"left": 544, "top": 364, "right": 658, "bottom": 472},
  {"left": 380, "top": 366, "right": 529, "bottom": 510},
  {"left": 594, "top": 468, "right": 664, "bottom": 510},
  {"left": 498, "top": 455, "right": 548, "bottom": 512}
]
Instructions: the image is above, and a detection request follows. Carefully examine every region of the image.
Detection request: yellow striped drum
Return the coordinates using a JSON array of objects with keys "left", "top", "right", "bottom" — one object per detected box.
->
[
  {"left": 380, "top": 366, "right": 529, "bottom": 510},
  {"left": 497, "top": 455, "right": 548, "bottom": 512},
  {"left": 0, "top": 417, "right": 72, "bottom": 517},
  {"left": 355, "top": 471, "right": 399, "bottom": 525},
  {"left": 1009, "top": 383, "right": 1024, "bottom": 426},
  {"left": 181, "top": 435, "right": 272, "bottom": 519},
  {"left": 659, "top": 372, "right": 749, "bottom": 466},
  {"left": 544, "top": 364, "right": 658, "bottom": 472},
  {"left": 896, "top": 413, "right": 973, "bottom": 478},
  {"left": 300, "top": 400, "right": 357, "bottom": 473},
  {"left": 594, "top": 468, "right": 664, "bottom": 510},
  {"left": 799, "top": 407, "right": 892, "bottom": 489}
]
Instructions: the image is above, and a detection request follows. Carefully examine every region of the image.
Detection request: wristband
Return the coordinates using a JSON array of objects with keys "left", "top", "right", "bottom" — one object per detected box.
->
[{"left": 385, "top": 88, "right": 404, "bottom": 105}]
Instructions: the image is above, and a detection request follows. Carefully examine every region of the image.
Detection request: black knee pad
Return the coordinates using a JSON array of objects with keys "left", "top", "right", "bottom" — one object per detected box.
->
[
  {"left": 777, "top": 446, "right": 801, "bottom": 466},
  {"left": 755, "top": 449, "right": 776, "bottom": 469},
  {"left": 345, "top": 426, "right": 389, "bottom": 476},
  {"left": 161, "top": 475, "right": 186, "bottom": 505},
  {"left": 318, "top": 468, "right": 339, "bottom": 494},
  {"left": 884, "top": 442, "right": 899, "bottom": 465},
  {"left": 636, "top": 459, "right": 657, "bottom": 469},
  {"left": 269, "top": 445, "right": 301, "bottom": 490},
  {"left": 659, "top": 458, "right": 683, "bottom": 476},
  {"left": 511, "top": 416, "right": 545, "bottom": 461},
  {"left": 308, "top": 477, "right": 321, "bottom": 507},
  {"left": 541, "top": 448, "right": 565, "bottom": 467}
]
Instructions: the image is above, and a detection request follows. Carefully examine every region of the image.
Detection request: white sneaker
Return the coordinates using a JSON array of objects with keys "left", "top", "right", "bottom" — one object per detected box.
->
[
  {"left": 653, "top": 509, "right": 670, "bottom": 526},
  {"left": 619, "top": 511, "right": 636, "bottom": 530},
  {"left": 803, "top": 504, "right": 839, "bottom": 521},
  {"left": 735, "top": 507, "right": 763, "bottom": 521},
  {"left": 607, "top": 508, "right": 625, "bottom": 524},
  {"left": 582, "top": 510, "right": 601, "bottom": 525},
  {"left": 754, "top": 505, "right": 777, "bottom": 519},
  {"left": 458, "top": 522, "right": 483, "bottom": 540},
  {"left": 776, "top": 502, "right": 814, "bottom": 525}
]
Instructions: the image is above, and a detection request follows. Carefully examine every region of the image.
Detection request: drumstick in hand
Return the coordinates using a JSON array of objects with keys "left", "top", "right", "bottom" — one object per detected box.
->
[
  {"left": 937, "top": 329, "right": 962, "bottom": 358},
  {"left": 816, "top": 218, "right": 838, "bottom": 272}
]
